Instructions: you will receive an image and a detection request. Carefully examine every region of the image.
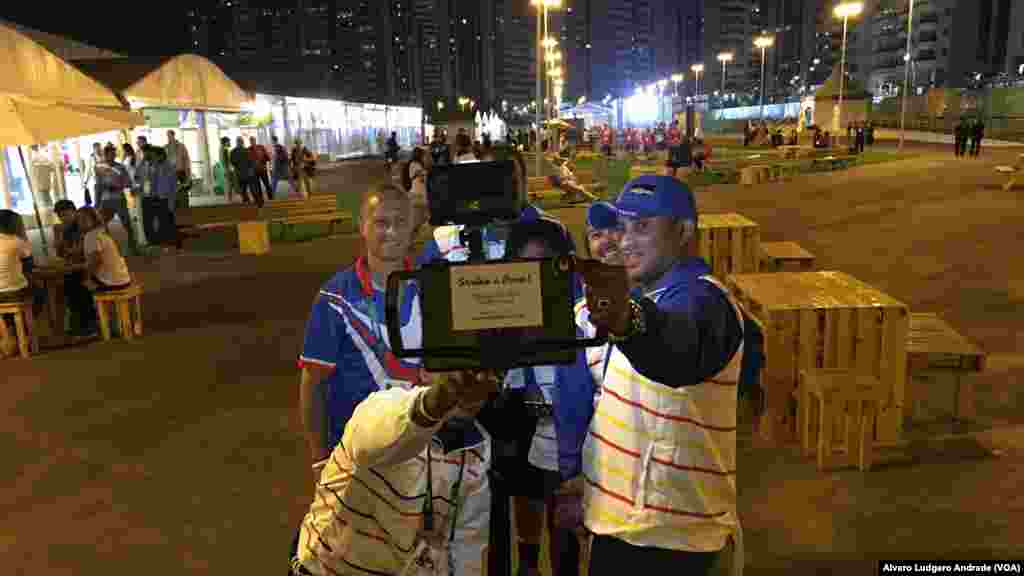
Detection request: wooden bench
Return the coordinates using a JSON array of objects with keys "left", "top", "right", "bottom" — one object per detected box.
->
[
  {"left": 94, "top": 283, "right": 143, "bottom": 342},
  {"left": 811, "top": 154, "right": 856, "bottom": 171},
  {"left": 177, "top": 204, "right": 259, "bottom": 235},
  {"left": 259, "top": 196, "right": 353, "bottom": 240},
  {"left": 0, "top": 300, "right": 37, "bottom": 359},
  {"left": 905, "top": 313, "right": 986, "bottom": 428},
  {"left": 760, "top": 241, "right": 816, "bottom": 272}
]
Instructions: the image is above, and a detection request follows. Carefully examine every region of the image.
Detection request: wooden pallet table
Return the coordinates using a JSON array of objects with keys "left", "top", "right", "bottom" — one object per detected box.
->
[
  {"left": 906, "top": 313, "right": 986, "bottom": 429},
  {"left": 697, "top": 213, "right": 761, "bottom": 279},
  {"left": 725, "top": 271, "right": 909, "bottom": 446}
]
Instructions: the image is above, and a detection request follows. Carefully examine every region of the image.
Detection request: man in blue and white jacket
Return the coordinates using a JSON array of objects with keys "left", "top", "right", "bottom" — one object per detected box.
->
[
  {"left": 293, "top": 183, "right": 492, "bottom": 575},
  {"left": 556, "top": 176, "right": 746, "bottom": 576}
]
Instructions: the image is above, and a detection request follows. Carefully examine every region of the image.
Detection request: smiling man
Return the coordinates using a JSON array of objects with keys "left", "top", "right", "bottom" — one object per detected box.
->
[
  {"left": 298, "top": 183, "right": 425, "bottom": 470},
  {"left": 556, "top": 175, "right": 746, "bottom": 576}
]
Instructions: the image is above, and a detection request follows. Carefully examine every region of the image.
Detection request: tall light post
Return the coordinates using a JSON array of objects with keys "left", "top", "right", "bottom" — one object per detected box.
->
[
  {"left": 546, "top": 47, "right": 562, "bottom": 119},
  {"left": 691, "top": 63, "right": 705, "bottom": 99},
  {"left": 532, "top": 0, "right": 561, "bottom": 173},
  {"left": 657, "top": 78, "right": 669, "bottom": 122},
  {"left": 834, "top": 2, "right": 864, "bottom": 143},
  {"left": 754, "top": 36, "right": 775, "bottom": 120},
  {"left": 717, "top": 52, "right": 734, "bottom": 96},
  {"left": 899, "top": 0, "right": 915, "bottom": 150}
]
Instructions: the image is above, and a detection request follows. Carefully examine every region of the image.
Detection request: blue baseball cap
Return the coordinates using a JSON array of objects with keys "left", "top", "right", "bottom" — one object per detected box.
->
[
  {"left": 586, "top": 202, "right": 619, "bottom": 230},
  {"left": 613, "top": 175, "right": 697, "bottom": 221}
]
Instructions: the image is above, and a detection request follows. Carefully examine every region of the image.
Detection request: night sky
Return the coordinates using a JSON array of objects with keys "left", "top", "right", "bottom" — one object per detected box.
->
[{"left": 3, "top": 6, "right": 190, "bottom": 56}]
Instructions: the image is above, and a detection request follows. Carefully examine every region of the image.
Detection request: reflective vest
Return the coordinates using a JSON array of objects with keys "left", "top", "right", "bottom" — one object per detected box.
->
[
  {"left": 575, "top": 298, "right": 609, "bottom": 406},
  {"left": 582, "top": 275, "right": 744, "bottom": 552}
]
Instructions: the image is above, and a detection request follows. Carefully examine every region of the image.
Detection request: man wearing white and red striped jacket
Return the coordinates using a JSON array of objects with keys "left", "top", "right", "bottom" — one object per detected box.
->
[
  {"left": 555, "top": 176, "right": 746, "bottom": 576},
  {"left": 291, "top": 371, "right": 501, "bottom": 576}
]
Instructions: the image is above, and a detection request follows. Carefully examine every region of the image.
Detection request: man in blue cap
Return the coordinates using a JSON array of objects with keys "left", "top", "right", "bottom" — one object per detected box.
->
[
  {"left": 556, "top": 175, "right": 745, "bottom": 575},
  {"left": 583, "top": 202, "right": 622, "bottom": 265}
]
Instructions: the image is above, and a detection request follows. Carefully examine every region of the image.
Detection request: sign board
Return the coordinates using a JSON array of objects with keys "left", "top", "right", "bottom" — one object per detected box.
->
[{"left": 449, "top": 261, "right": 544, "bottom": 331}]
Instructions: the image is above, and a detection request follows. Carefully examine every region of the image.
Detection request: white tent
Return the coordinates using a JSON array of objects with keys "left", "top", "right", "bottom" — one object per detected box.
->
[
  {"left": 0, "top": 23, "right": 142, "bottom": 248},
  {"left": 72, "top": 54, "right": 252, "bottom": 112},
  {"left": 0, "top": 22, "right": 124, "bottom": 108}
]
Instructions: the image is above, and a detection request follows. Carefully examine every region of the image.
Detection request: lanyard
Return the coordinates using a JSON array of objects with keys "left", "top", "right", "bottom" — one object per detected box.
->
[
  {"left": 422, "top": 444, "right": 467, "bottom": 542},
  {"left": 600, "top": 344, "right": 613, "bottom": 382}
]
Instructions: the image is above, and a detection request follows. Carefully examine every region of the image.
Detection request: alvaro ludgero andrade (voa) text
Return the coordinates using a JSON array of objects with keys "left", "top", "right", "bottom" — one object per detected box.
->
[{"left": 880, "top": 562, "right": 1023, "bottom": 574}]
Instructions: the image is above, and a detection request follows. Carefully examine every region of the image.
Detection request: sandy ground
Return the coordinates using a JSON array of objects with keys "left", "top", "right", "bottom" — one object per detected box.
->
[{"left": 2, "top": 144, "right": 1022, "bottom": 575}]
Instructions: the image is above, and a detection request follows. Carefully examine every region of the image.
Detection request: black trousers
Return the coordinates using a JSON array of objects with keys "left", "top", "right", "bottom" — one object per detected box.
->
[
  {"left": 64, "top": 271, "right": 97, "bottom": 334},
  {"left": 588, "top": 535, "right": 720, "bottom": 576},
  {"left": 256, "top": 170, "right": 273, "bottom": 200}
]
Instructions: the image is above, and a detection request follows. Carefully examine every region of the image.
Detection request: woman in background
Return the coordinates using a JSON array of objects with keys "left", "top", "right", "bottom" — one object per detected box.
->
[
  {"left": 0, "top": 210, "right": 46, "bottom": 356},
  {"left": 77, "top": 207, "right": 132, "bottom": 293}
]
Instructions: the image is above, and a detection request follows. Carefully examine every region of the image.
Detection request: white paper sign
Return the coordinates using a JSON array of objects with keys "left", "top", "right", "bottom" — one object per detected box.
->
[{"left": 449, "top": 262, "right": 544, "bottom": 331}]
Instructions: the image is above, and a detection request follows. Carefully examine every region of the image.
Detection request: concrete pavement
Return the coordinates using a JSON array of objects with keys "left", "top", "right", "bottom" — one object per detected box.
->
[{"left": 2, "top": 146, "right": 1023, "bottom": 575}]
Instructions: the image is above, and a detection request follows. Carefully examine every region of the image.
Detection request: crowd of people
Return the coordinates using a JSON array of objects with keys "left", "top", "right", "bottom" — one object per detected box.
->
[
  {"left": 288, "top": 144, "right": 748, "bottom": 576},
  {"left": 219, "top": 135, "right": 317, "bottom": 206}
]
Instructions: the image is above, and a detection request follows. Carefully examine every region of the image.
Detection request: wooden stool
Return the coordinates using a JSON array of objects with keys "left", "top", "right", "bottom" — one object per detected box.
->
[
  {"left": 760, "top": 241, "right": 816, "bottom": 272},
  {"left": 799, "top": 369, "right": 887, "bottom": 472},
  {"left": 740, "top": 166, "right": 760, "bottom": 185},
  {"left": 0, "top": 300, "right": 37, "bottom": 359},
  {"left": 906, "top": 313, "right": 985, "bottom": 427},
  {"left": 93, "top": 284, "right": 144, "bottom": 342}
]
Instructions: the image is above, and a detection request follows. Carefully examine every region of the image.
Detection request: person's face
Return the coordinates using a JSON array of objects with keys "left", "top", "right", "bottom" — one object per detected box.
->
[
  {"left": 104, "top": 149, "right": 116, "bottom": 163},
  {"left": 519, "top": 239, "right": 551, "bottom": 260},
  {"left": 57, "top": 208, "right": 75, "bottom": 224},
  {"left": 93, "top": 143, "right": 102, "bottom": 156},
  {"left": 618, "top": 215, "right": 681, "bottom": 287},
  {"left": 136, "top": 137, "right": 146, "bottom": 149},
  {"left": 236, "top": 137, "right": 244, "bottom": 147},
  {"left": 250, "top": 137, "right": 256, "bottom": 146},
  {"left": 76, "top": 211, "right": 95, "bottom": 231},
  {"left": 587, "top": 227, "right": 623, "bottom": 266},
  {"left": 360, "top": 196, "right": 411, "bottom": 264},
  {"left": 167, "top": 131, "right": 176, "bottom": 143}
]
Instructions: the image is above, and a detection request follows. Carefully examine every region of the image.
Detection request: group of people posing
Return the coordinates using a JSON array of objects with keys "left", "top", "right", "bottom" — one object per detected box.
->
[
  {"left": 219, "top": 136, "right": 317, "bottom": 207},
  {"left": 290, "top": 147, "right": 746, "bottom": 576}
]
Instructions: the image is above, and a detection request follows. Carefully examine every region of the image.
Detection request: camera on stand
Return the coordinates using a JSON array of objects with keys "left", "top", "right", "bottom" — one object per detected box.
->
[
  {"left": 384, "top": 160, "right": 604, "bottom": 371},
  {"left": 383, "top": 159, "right": 605, "bottom": 576}
]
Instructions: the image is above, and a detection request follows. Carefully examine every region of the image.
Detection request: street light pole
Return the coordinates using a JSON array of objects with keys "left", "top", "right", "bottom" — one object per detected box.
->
[
  {"left": 535, "top": 4, "right": 542, "bottom": 174},
  {"left": 834, "top": 3, "right": 864, "bottom": 146},
  {"left": 717, "top": 52, "right": 733, "bottom": 110},
  {"left": 754, "top": 37, "right": 773, "bottom": 120},
  {"left": 899, "top": 0, "right": 915, "bottom": 150},
  {"left": 532, "top": 1, "right": 560, "bottom": 173},
  {"left": 839, "top": 14, "right": 849, "bottom": 137}
]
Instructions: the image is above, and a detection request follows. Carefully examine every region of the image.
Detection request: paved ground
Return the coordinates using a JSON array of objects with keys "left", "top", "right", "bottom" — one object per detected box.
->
[{"left": 3, "top": 144, "right": 1023, "bottom": 575}]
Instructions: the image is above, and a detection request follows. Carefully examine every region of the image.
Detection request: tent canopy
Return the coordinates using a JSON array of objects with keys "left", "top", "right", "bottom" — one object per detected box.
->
[
  {"left": 0, "top": 94, "right": 143, "bottom": 147},
  {"left": 0, "top": 22, "right": 124, "bottom": 107},
  {"left": 72, "top": 54, "right": 252, "bottom": 112}
]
